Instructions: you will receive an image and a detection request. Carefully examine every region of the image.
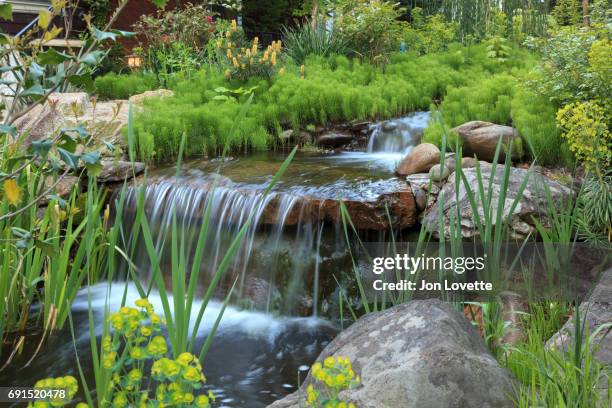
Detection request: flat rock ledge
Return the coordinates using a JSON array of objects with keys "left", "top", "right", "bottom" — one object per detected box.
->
[
  {"left": 421, "top": 163, "right": 573, "bottom": 239},
  {"left": 268, "top": 299, "right": 517, "bottom": 408},
  {"left": 133, "top": 175, "right": 417, "bottom": 231}
]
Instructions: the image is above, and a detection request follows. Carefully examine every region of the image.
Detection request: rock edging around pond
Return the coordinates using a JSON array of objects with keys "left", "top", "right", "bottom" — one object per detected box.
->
[{"left": 268, "top": 299, "right": 517, "bottom": 408}]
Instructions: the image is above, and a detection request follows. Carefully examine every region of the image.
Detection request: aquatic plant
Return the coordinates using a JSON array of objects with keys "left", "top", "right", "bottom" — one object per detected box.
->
[{"left": 505, "top": 304, "right": 612, "bottom": 408}]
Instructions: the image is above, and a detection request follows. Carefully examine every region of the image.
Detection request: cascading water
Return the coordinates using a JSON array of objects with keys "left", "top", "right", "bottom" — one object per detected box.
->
[{"left": 367, "top": 111, "right": 431, "bottom": 154}]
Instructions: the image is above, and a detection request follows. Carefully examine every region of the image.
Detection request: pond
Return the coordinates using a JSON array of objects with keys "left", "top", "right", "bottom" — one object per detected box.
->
[{"left": 0, "top": 112, "right": 430, "bottom": 407}]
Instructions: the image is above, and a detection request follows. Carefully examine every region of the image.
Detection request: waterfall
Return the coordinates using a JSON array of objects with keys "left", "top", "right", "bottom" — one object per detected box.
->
[
  {"left": 367, "top": 111, "right": 431, "bottom": 154},
  {"left": 119, "top": 170, "right": 349, "bottom": 316}
]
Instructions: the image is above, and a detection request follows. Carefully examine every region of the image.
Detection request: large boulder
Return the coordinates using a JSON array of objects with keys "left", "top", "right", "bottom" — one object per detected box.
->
[
  {"left": 128, "top": 89, "right": 174, "bottom": 105},
  {"left": 452, "top": 121, "right": 522, "bottom": 162},
  {"left": 422, "top": 163, "right": 573, "bottom": 239},
  {"left": 268, "top": 299, "right": 516, "bottom": 408},
  {"left": 406, "top": 173, "right": 442, "bottom": 213},
  {"left": 13, "top": 90, "right": 171, "bottom": 153},
  {"left": 547, "top": 266, "right": 612, "bottom": 369},
  {"left": 396, "top": 143, "right": 440, "bottom": 176}
]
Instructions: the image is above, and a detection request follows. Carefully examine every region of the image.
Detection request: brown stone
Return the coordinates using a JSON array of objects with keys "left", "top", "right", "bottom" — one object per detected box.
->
[
  {"left": 452, "top": 121, "right": 522, "bottom": 162},
  {"left": 395, "top": 143, "right": 440, "bottom": 176}
]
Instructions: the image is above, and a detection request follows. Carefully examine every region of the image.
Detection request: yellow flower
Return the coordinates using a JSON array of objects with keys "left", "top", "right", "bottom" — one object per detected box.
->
[
  {"left": 195, "top": 395, "right": 210, "bottom": 408},
  {"left": 177, "top": 352, "right": 194, "bottom": 366},
  {"left": 4, "top": 179, "right": 22, "bottom": 206},
  {"left": 278, "top": 68, "right": 285, "bottom": 75},
  {"left": 183, "top": 366, "right": 201, "bottom": 383},
  {"left": 135, "top": 298, "right": 151, "bottom": 308}
]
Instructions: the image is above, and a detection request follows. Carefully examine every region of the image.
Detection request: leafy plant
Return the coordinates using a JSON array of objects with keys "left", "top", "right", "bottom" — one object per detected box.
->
[
  {"left": 282, "top": 22, "right": 351, "bottom": 64},
  {"left": 556, "top": 101, "right": 611, "bottom": 172},
  {"left": 486, "top": 36, "right": 511, "bottom": 62},
  {"left": 333, "top": 0, "right": 407, "bottom": 65},
  {"left": 402, "top": 7, "right": 458, "bottom": 55}
]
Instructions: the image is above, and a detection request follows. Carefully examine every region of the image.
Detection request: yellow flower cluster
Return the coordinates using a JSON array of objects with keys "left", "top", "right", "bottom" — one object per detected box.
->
[
  {"left": 306, "top": 356, "right": 360, "bottom": 408},
  {"left": 216, "top": 20, "right": 284, "bottom": 80},
  {"left": 556, "top": 101, "right": 611, "bottom": 172},
  {"left": 28, "top": 376, "right": 84, "bottom": 408},
  {"left": 33, "top": 299, "right": 216, "bottom": 408}
]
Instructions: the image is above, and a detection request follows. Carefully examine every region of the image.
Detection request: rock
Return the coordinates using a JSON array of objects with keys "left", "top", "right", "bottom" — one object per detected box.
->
[
  {"left": 245, "top": 277, "right": 280, "bottom": 309},
  {"left": 316, "top": 131, "right": 354, "bottom": 148},
  {"left": 261, "top": 182, "right": 417, "bottom": 230},
  {"left": 39, "top": 175, "right": 80, "bottom": 206},
  {"left": 406, "top": 173, "right": 441, "bottom": 212},
  {"left": 422, "top": 163, "right": 574, "bottom": 239},
  {"left": 429, "top": 163, "right": 450, "bottom": 181},
  {"left": 268, "top": 299, "right": 516, "bottom": 408},
  {"left": 381, "top": 120, "right": 398, "bottom": 131},
  {"left": 547, "top": 266, "right": 612, "bottom": 369},
  {"left": 14, "top": 90, "right": 173, "bottom": 154},
  {"left": 280, "top": 129, "right": 313, "bottom": 145},
  {"left": 128, "top": 89, "right": 174, "bottom": 105},
  {"left": 395, "top": 143, "right": 440, "bottom": 176},
  {"left": 461, "top": 157, "right": 478, "bottom": 168},
  {"left": 48, "top": 92, "right": 91, "bottom": 114},
  {"left": 98, "top": 160, "right": 145, "bottom": 183},
  {"left": 280, "top": 129, "right": 294, "bottom": 141},
  {"left": 445, "top": 155, "right": 457, "bottom": 172},
  {"left": 452, "top": 121, "right": 522, "bottom": 162},
  {"left": 135, "top": 175, "right": 417, "bottom": 231}
]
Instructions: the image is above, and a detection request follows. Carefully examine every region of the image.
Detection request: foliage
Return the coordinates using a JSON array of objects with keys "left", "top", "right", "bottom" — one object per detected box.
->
[
  {"left": 94, "top": 72, "right": 158, "bottom": 100},
  {"left": 306, "top": 356, "right": 359, "bottom": 408},
  {"left": 242, "top": 0, "right": 300, "bottom": 34},
  {"left": 556, "top": 101, "right": 611, "bottom": 172},
  {"left": 333, "top": 0, "right": 407, "bottom": 65},
  {"left": 575, "top": 171, "right": 612, "bottom": 244},
  {"left": 133, "top": 44, "right": 549, "bottom": 162},
  {"left": 402, "top": 8, "right": 458, "bottom": 55},
  {"left": 282, "top": 22, "right": 351, "bottom": 64},
  {"left": 551, "top": 0, "right": 583, "bottom": 26},
  {"left": 526, "top": 26, "right": 611, "bottom": 107},
  {"left": 504, "top": 304, "right": 611, "bottom": 408},
  {"left": 0, "top": 0, "right": 163, "bottom": 347},
  {"left": 409, "top": 0, "right": 550, "bottom": 41},
  {"left": 485, "top": 36, "right": 511, "bottom": 62},
  {"left": 98, "top": 299, "right": 215, "bottom": 407},
  {"left": 133, "top": 3, "right": 216, "bottom": 52},
  {"left": 422, "top": 71, "right": 571, "bottom": 166}
]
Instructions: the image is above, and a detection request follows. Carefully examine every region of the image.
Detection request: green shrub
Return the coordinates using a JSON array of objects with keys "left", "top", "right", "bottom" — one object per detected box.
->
[
  {"left": 402, "top": 8, "right": 458, "bottom": 55},
  {"left": 333, "top": 0, "right": 407, "bottom": 65},
  {"left": 282, "top": 23, "right": 351, "bottom": 64},
  {"left": 94, "top": 73, "right": 158, "bottom": 100},
  {"left": 422, "top": 70, "right": 571, "bottom": 166}
]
